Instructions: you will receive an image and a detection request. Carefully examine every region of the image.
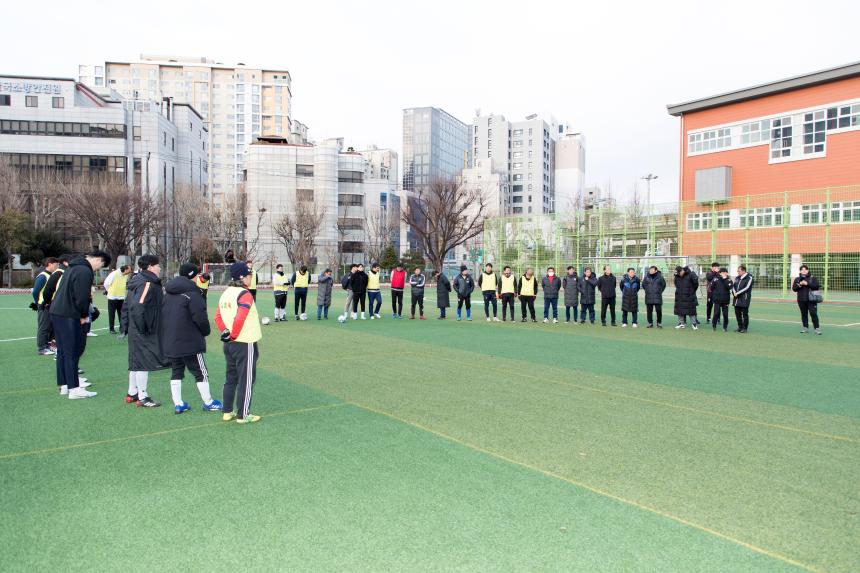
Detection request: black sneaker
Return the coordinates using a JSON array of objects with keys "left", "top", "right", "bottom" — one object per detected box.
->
[
  {"left": 137, "top": 397, "right": 161, "bottom": 408},
  {"left": 646, "top": 324, "right": 654, "bottom": 329},
  {"left": 532, "top": 319, "right": 537, "bottom": 323}
]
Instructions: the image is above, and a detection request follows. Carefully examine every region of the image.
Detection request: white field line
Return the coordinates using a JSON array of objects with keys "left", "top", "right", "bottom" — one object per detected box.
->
[{"left": 0, "top": 327, "right": 109, "bottom": 343}]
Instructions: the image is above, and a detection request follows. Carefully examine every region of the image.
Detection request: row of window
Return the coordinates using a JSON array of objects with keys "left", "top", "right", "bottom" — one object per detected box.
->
[
  {"left": 0, "top": 95, "right": 65, "bottom": 109},
  {"left": 337, "top": 171, "right": 364, "bottom": 183},
  {"left": 338, "top": 194, "right": 364, "bottom": 207},
  {"left": 686, "top": 201, "right": 860, "bottom": 230},
  {"left": 2, "top": 153, "right": 127, "bottom": 172},
  {"left": 1, "top": 119, "right": 126, "bottom": 138},
  {"left": 687, "top": 101, "right": 860, "bottom": 160}
]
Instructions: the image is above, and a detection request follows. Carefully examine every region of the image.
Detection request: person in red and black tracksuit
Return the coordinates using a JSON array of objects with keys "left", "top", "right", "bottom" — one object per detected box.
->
[
  {"left": 49, "top": 251, "right": 110, "bottom": 399},
  {"left": 389, "top": 262, "right": 406, "bottom": 319},
  {"left": 705, "top": 262, "right": 720, "bottom": 322},
  {"left": 215, "top": 261, "right": 263, "bottom": 424}
]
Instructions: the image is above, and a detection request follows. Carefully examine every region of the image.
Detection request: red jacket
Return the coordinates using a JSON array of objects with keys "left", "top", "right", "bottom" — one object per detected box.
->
[{"left": 390, "top": 269, "right": 406, "bottom": 290}]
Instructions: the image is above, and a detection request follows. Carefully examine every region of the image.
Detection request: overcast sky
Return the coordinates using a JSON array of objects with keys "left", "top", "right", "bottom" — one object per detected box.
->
[{"left": 2, "top": 0, "right": 858, "bottom": 204}]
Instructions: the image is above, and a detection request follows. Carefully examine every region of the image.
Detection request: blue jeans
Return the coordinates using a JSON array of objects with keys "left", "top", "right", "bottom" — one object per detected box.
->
[
  {"left": 367, "top": 291, "right": 382, "bottom": 315},
  {"left": 565, "top": 305, "right": 578, "bottom": 322},
  {"left": 543, "top": 298, "right": 558, "bottom": 319},
  {"left": 580, "top": 303, "right": 595, "bottom": 323},
  {"left": 317, "top": 305, "right": 329, "bottom": 319}
]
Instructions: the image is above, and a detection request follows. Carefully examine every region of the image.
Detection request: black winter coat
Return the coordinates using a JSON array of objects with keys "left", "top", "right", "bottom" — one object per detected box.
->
[
  {"left": 792, "top": 274, "right": 819, "bottom": 302},
  {"left": 597, "top": 274, "right": 617, "bottom": 299},
  {"left": 732, "top": 274, "right": 753, "bottom": 308},
  {"left": 161, "top": 276, "right": 210, "bottom": 358},
  {"left": 709, "top": 276, "right": 733, "bottom": 305},
  {"left": 642, "top": 272, "right": 666, "bottom": 305},
  {"left": 349, "top": 270, "right": 369, "bottom": 294},
  {"left": 619, "top": 275, "right": 640, "bottom": 312},
  {"left": 673, "top": 269, "right": 699, "bottom": 316},
  {"left": 436, "top": 273, "right": 452, "bottom": 308},
  {"left": 123, "top": 271, "right": 167, "bottom": 371},
  {"left": 705, "top": 270, "right": 718, "bottom": 298},
  {"left": 49, "top": 256, "right": 93, "bottom": 320},
  {"left": 452, "top": 274, "right": 475, "bottom": 297},
  {"left": 578, "top": 275, "right": 598, "bottom": 305},
  {"left": 562, "top": 274, "right": 579, "bottom": 306}
]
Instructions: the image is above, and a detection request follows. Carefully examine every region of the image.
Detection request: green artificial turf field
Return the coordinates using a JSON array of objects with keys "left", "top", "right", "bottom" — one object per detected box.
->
[{"left": 1, "top": 290, "right": 858, "bottom": 572}]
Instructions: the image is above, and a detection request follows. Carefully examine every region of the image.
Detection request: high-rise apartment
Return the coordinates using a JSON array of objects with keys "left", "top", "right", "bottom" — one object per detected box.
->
[
  {"left": 80, "top": 55, "right": 291, "bottom": 204},
  {"left": 402, "top": 107, "right": 470, "bottom": 250}
]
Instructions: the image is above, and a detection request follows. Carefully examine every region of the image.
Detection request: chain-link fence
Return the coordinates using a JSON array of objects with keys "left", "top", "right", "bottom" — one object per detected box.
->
[{"left": 482, "top": 185, "right": 860, "bottom": 302}]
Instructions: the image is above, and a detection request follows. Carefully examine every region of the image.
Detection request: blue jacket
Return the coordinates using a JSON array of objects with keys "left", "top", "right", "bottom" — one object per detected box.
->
[{"left": 619, "top": 275, "right": 640, "bottom": 312}]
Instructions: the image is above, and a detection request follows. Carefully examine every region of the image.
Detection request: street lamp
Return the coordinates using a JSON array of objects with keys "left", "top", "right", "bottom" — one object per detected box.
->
[{"left": 641, "top": 173, "right": 658, "bottom": 256}]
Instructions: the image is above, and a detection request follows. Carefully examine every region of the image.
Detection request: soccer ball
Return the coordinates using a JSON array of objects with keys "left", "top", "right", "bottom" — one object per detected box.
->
[
  {"left": 261, "top": 317, "right": 271, "bottom": 326},
  {"left": 300, "top": 313, "right": 308, "bottom": 321},
  {"left": 337, "top": 314, "right": 346, "bottom": 323}
]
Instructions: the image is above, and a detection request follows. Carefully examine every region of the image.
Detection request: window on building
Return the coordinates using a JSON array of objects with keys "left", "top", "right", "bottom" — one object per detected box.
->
[
  {"left": 740, "top": 119, "right": 770, "bottom": 144},
  {"left": 512, "top": 174, "right": 523, "bottom": 181},
  {"left": 52, "top": 97, "right": 64, "bottom": 109},
  {"left": 133, "top": 126, "right": 141, "bottom": 141},
  {"left": 296, "top": 164, "right": 314, "bottom": 177},
  {"left": 338, "top": 194, "right": 364, "bottom": 207},
  {"left": 802, "top": 111, "right": 826, "bottom": 155},
  {"left": 686, "top": 212, "right": 711, "bottom": 231},
  {"left": 512, "top": 196, "right": 523, "bottom": 203},
  {"left": 513, "top": 151, "right": 522, "bottom": 158},
  {"left": 25, "top": 96, "right": 38, "bottom": 108},
  {"left": 171, "top": 137, "right": 175, "bottom": 151},
  {"left": 338, "top": 171, "right": 364, "bottom": 183},
  {"left": 512, "top": 206, "right": 523, "bottom": 214},
  {"left": 741, "top": 207, "right": 783, "bottom": 227},
  {"left": 163, "top": 132, "right": 167, "bottom": 146},
  {"left": 770, "top": 116, "right": 792, "bottom": 159},
  {"left": 296, "top": 189, "right": 314, "bottom": 202},
  {"left": 0, "top": 95, "right": 10, "bottom": 106}
]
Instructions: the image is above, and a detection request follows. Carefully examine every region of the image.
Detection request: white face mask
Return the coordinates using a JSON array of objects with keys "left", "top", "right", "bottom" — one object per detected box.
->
[{"left": 548, "top": 271, "right": 555, "bottom": 277}]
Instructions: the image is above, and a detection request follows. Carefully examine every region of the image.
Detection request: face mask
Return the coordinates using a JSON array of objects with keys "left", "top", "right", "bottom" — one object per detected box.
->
[{"left": 548, "top": 272, "right": 555, "bottom": 277}]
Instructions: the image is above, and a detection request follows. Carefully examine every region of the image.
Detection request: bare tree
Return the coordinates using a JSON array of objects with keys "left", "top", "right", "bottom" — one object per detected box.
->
[
  {"left": 20, "top": 168, "right": 64, "bottom": 231},
  {"left": 204, "top": 190, "right": 248, "bottom": 259},
  {"left": 149, "top": 184, "right": 209, "bottom": 268},
  {"left": 0, "top": 157, "right": 26, "bottom": 213},
  {"left": 57, "top": 173, "right": 161, "bottom": 265},
  {"left": 364, "top": 209, "right": 397, "bottom": 265},
  {"left": 402, "top": 178, "right": 487, "bottom": 272},
  {"left": 272, "top": 197, "right": 326, "bottom": 266}
]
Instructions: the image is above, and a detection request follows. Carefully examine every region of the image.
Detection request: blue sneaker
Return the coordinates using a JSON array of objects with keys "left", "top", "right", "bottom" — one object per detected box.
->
[
  {"left": 202, "top": 399, "right": 223, "bottom": 412},
  {"left": 174, "top": 402, "right": 191, "bottom": 415}
]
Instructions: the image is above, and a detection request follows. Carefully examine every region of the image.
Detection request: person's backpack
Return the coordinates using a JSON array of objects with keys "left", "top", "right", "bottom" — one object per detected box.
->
[{"left": 341, "top": 274, "right": 350, "bottom": 290}]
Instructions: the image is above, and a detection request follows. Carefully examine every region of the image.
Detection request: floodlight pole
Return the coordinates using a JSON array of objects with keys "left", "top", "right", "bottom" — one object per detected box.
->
[{"left": 641, "top": 173, "right": 658, "bottom": 256}]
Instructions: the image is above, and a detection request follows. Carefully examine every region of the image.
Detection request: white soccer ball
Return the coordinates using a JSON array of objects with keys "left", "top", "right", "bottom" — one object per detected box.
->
[
  {"left": 337, "top": 314, "right": 346, "bottom": 323},
  {"left": 261, "top": 316, "right": 271, "bottom": 325},
  {"left": 300, "top": 313, "right": 308, "bottom": 321}
]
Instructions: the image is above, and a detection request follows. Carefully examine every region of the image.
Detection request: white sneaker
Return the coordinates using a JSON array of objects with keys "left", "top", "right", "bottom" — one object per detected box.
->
[
  {"left": 59, "top": 385, "right": 68, "bottom": 396},
  {"left": 68, "top": 387, "right": 97, "bottom": 399},
  {"left": 493, "top": 317, "right": 500, "bottom": 322},
  {"left": 675, "top": 324, "right": 685, "bottom": 329},
  {"left": 543, "top": 318, "right": 549, "bottom": 323},
  {"left": 692, "top": 324, "right": 699, "bottom": 331},
  {"left": 86, "top": 332, "right": 98, "bottom": 337},
  {"left": 370, "top": 315, "right": 376, "bottom": 320},
  {"left": 486, "top": 317, "right": 491, "bottom": 322},
  {"left": 632, "top": 323, "right": 638, "bottom": 328},
  {"left": 78, "top": 377, "right": 90, "bottom": 387},
  {"left": 374, "top": 313, "right": 381, "bottom": 319},
  {"left": 621, "top": 323, "right": 628, "bottom": 328},
  {"left": 360, "top": 312, "right": 366, "bottom": 320},
  {"left": 552, "top": 318, "right": 558, "bottom": 324},
  {"left": 351, "top": 312, "right": 357, "bottom": 320}
]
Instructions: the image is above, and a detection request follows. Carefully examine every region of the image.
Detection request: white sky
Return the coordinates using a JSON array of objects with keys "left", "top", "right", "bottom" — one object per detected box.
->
[{"left": 2, "top": 0, "right": 858, "bottom": 204}]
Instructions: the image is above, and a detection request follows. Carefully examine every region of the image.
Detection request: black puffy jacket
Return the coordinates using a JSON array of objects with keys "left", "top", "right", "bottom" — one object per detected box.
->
[
  {"left": 709, "top": 275, "right": 733, "bottom": 305},
  {"left": 578, "top": 275, "right": 598, "bottom": 305},
  {"left": 349, "top": 271, "right": 369, "bottom": 294},
  {"left": 123, "top": 271, "right": 167, "bottom": 371},
  {"left": 49, "top": 257, "right": 93, "bottom": 320},
  {"left": 162, "top": 276, "right": 210, "bottom": 358},
  {"left": 673, "top": 269, "right": 699, "bottom": 316},
  {"left": 619, "top": 275, "right": 640, "bottom": 312},
  {"left": 642, "top": 272, "right": 666, "bottom": 305},
  {"left": 792, "top": 274, "right": 819, "bottom": 302}
]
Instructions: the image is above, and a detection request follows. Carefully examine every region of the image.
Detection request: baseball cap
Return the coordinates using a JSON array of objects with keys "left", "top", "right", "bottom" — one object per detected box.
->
[
  {"left": 179, "top": 263, "right": 199, "bottom": 279},
  {"left": 230, "top": 261, "right": 251, "bottom": 280}
]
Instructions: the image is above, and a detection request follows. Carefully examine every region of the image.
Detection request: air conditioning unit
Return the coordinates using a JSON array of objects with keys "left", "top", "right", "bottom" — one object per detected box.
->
[{"left": 695, "top": 166, "right": 732, "bottom": 203}]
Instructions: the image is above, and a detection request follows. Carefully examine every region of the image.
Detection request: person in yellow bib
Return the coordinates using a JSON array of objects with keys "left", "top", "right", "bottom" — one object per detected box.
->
[
  {"left": 367, "top": 262, "right": 383, "bottom": 319},
  {"left": 103, "top": 264, "right": 131, "bottom": 334},
  {"left": 272, "top": 264, "right": 289, "bottom": 322},
  {"left": 215, "top": 262, "right": 262, "bottom": 424},
  {"left": 289, "top": 265, "right": 310, "bottom": 320},
  {"left": 478, "top": 263, "right": 500, "bottom": 322},
  {"left": 194, "top": 272, "right": 210, "bottom": 303},
  {"left": 497, "top": 265, "right": 518, "bottom": 322},
  {"left": 246, "top": 260, "right": 258, "bottom": 301},
  {"left": 32, "top": 257, "right": 60, "bottom": 355},
  {"left": 519, "top": 268, "right": 538, "bottom": 322}
]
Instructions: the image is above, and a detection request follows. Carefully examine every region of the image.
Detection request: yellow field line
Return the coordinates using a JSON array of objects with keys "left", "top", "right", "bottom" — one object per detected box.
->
[
  {"left": 426, "top": 353, "right": 860, "bottom": 445},
  {"left": 348, "top": 401, "right": 821, "bottom": 573},
  {"left": 0, "top": 403, "right": 345, "bottom": 461}
]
